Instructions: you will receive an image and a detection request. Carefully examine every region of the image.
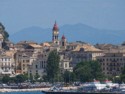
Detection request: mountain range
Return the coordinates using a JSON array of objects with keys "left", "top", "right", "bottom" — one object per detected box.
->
[{"left": 9, "top": 23, "right": 125, "bottom": 44}]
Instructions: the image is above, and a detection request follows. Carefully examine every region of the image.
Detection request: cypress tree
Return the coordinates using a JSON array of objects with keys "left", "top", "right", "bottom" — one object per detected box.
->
[{"left": 46, "top": 50, "right": 60, "bottom": 83}]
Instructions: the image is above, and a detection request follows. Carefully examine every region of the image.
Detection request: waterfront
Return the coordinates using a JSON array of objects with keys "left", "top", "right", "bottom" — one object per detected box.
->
[{"left": 0, "top": 91, "right": 43, "bottom": 94}]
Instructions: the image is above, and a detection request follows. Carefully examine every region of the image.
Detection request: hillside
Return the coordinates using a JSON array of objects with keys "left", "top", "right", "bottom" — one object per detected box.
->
[{"left": 9, "top": 23, "right": 125, "bottom": 44}]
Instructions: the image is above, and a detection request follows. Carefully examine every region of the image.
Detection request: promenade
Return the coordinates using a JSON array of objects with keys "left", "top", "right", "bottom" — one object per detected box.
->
[{"left": 0, "top": 86, "right": 77, "bottom": 92}]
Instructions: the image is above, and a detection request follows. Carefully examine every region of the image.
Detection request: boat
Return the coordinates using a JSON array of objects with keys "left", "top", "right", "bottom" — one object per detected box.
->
[
  {"left": 42, "top": 91, "right": 121, "bottom": 94},
  {"left": 42, "top": 80, "right": 122, "bottom": 94}
]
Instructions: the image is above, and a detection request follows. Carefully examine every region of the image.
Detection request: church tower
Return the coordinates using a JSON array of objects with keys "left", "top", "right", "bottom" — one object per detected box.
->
[
  {"left": 52, "top": 21, "right": 59, "bottom": 45},
  {"left": 61, "top": 35, "right": 67, "bottom": 49}
]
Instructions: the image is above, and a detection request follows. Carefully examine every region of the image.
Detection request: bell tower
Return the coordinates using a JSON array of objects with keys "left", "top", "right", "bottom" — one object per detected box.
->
[
  {"left": 61, "top": 35, "right": 67, "bottom": 49},
  {"left": 52, "top": 21, "right": 59, "bottom": 45}
]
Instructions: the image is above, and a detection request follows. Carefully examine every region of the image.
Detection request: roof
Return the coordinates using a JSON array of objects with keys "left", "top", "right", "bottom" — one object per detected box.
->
[
  {"left": 17, "top": 41, "right": 37, "bottom": 45},
  {"left": 73, "top": 44, "right": 102, "bottom": 52},
  {"left": 62, "top": 35, "right": 66, "bottom": 39},
  {"left": 53, "top": 21, "right": 59, "bottom": 31},
  {"left": 42, "top": 42, "right": 51, "bottom": 47},
  {"left": 29, "top": 44, "right": 42, "bottom": 48}
]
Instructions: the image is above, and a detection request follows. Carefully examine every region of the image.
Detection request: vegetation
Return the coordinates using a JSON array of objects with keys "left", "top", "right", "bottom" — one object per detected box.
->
[
  {"left": 46, "top": 50, "right": 60, "bottom": 83},
  {"left": 34, "top": 74, "right": 40, "bottom": 81},
  {"left": 63, "top": 71, "right": 76, "bottom": 83},
  {"left": 119, "top": 66, "right": 125, "bottom": 83},
  {"left": 1, "top": 74, "right": 28, "bottom": 84},
  {"left": 16, "top": 74, "right": 28, "bottom": 83},
  {"left": 2, "top": 75, "right": 10, "bottom": 83},
  {"left": 74, "top": 61, "right": 105, "bottom": 82},
  {"left": 0, "top": 22, "right": 9, "bottom": 41}
]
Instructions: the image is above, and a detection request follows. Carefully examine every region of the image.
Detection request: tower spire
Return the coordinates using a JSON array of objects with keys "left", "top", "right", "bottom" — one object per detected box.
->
[
  {"left": 52, "top": 21, "right": 59, "bottom": 45},
  {"left": 55, "top": 20, "right": 56, "bottom": 24}
]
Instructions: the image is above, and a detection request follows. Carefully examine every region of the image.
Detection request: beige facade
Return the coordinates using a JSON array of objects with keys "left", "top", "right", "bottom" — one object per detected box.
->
[
  {"left": 28, "top": 47, "right": 51, "bottom": 79},
  {"left": 68, "top": 44, "right": 103, "bottom": 67},
  {"left": 15, "top": 43, "right": 42, "bottom": 74},
  {"left": 97, "top": 53, "right": 125, "bottom": 77},
  {"left": 59, "top": 52, "right": 73, "bottom": 73},
  {"left": 28, "top": 53, "right": 48, "bottom": 79},
  {"left": 0, "top": 55, "right": 15, "bottom": 77}
]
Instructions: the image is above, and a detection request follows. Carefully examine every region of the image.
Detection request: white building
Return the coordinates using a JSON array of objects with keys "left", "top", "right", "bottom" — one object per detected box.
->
[
  {"left": 0, "top": 55, "right": 15, "bottom": 77},
  {"left": 28, "top": 48, "right": 50, "bottom": 79}
]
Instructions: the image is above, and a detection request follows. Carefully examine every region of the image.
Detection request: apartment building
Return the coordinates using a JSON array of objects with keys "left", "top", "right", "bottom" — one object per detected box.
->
[{"left": 97, "top": 53, "right": 125, "bottom": 77}]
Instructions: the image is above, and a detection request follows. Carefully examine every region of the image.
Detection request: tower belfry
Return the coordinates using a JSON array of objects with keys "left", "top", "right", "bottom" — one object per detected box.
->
[{"left": 52, "top": 21, "right": 59, "bottom": 45}]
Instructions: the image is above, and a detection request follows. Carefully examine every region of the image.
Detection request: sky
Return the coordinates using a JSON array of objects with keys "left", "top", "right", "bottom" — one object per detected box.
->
[{"left": 0, "top": 0, "right": 125, "bottom": 35}]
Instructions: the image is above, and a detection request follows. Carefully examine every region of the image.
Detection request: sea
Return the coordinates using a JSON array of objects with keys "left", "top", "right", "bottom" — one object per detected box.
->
[{"left": 0, "top": 91, "right": 44, "bottom": 94}]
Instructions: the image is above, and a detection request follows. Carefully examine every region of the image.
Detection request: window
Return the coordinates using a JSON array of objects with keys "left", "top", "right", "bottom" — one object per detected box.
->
[
  {"left": 42, "top": 62, "right": 43, "bottom": 68},
  {"left": 117, "top": 68, "right": 119, "bottom": 71},
  {"left": 65, "top": 63, "right": 67, "bottom": 68},
  {"left": 26, "top": 60, "right": 29, "bottom": 62},
  {"left": 107, "top": 59, "right": 108, "bottom": 61},
  {"left": 103, "top": 67, "right": 105, "bottom": 70},
  {"left": 36, "top": 65, "right": 38, "bottom": 68},
  {"left": 117, "top": 58, "right": 119, "bottom": 61}
]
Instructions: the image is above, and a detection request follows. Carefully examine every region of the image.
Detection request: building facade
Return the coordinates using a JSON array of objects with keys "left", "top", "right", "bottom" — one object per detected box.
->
[
  {"left": 97, "top": 53, "right": 125, "bottom": 77},
  {"left": 0, "top": 55, "right": 15, "bottom": 77}
]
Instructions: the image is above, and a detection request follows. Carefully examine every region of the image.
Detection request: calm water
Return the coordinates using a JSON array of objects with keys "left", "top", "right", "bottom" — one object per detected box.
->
[{"left": 0, "top": 91, "right": 44, "bottom": 94}]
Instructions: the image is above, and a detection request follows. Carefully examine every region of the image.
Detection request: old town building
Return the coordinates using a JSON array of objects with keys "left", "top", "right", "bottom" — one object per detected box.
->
[
  {"left": 68, "top": 44, "right": 103, "bottom": 67},
  {"left": 0, "top": 51, "right": 15, "bottom": 77},
  {"left": 97, "top": 53, "right": 125, "bottom": 77}
]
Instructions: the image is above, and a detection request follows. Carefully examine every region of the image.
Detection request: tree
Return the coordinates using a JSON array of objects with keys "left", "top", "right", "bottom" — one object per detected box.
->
[
  {"left": 42, "top": 75, "right": 48, "bottom": 82},
  {"left": 63, "top": 71, "right": 76, "bottom": 84},
  {"left": 74, "top": 61, "right": 105, "bottom": 82},
  {"left": 46, "top": 50, "right": 60, "bottom": 83},
  {"left": 2, "top": 75, "right": 11, "bottom": 83},
  {"left": 120, "top": 66, "right": 125, "bottom": 82},
  {"left": 16, "top": 74, "right": 28, "bottom": 83},
  {"left": 29, "top": 73, "right": 33, "bottom": 82},
  {"left": 34, "top": 74, "right": 40, "bottom": 81},
  {"left": 0, "top": 22, "right": 9, "bottom": 41}
]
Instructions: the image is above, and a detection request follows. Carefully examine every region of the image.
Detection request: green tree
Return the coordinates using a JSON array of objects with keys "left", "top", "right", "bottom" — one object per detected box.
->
[
  {"left": 63, "top": 71, "right": 76, "bottom": 83},
  {"left": 90, "top": 61, "right": 105, "bottom": 81},
  {"left": 0, "top": 22, "right": 9, "bottom": 41},
  {"left": 16, "top": 74, "right": 28, "bottom": 83},
  {"left": 46, "top": 50, "right": 60, "bottom": 83},
  {"left": 2, "top": 75, "right": 11, "bottom": 83},
  {"left": 29, "top": 73, "right": 33, "bottom": 82},
  {"left": 74, "top": 61, "right": 105, "bottom": 82},
  {"left": 120, "top": 66, "right": 125, "bottom": 82},
  {"left": 42, "top": 75, "right": 48, "bottom": 82},
  {"left": 34, "top": 74, "right": 40, "bottom": 81}
]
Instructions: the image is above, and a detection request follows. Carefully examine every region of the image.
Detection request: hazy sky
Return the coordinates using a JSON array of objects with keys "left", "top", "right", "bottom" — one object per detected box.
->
[{"left": 0, "top": 0, "right": 125, "bottom": 34}]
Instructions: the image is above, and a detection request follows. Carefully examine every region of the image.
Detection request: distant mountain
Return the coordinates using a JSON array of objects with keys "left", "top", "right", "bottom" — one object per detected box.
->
[{"left": 9, "top": 23, "right": 125, "bottom": 44}]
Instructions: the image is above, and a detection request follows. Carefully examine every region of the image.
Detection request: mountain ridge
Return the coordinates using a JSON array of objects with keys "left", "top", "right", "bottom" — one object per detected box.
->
[{"left": 9, "top": 23, "right": 125, "bottom": 44}]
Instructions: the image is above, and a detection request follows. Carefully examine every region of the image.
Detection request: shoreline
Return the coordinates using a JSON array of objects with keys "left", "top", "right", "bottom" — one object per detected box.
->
[{"left": 0, "top": 86, "right": 77, "bottom": 92}]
